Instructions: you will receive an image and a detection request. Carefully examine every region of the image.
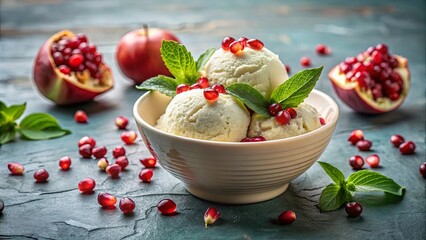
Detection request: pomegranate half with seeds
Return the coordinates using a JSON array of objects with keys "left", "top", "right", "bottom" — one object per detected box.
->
[
  {"left": 33, "top": 30, "right": 113, "bottom": 105},
  {"left": 329, "top": 44, "right": 410, "bottom": 114}
]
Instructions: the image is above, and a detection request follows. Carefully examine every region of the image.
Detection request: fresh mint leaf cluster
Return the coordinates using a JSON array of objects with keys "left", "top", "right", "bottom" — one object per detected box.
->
[
  {"left": 0, "top": 101, "right": 71, "bottom": 144},
  {"left": 317, "top": 161, "right": 404, "bottom": 211}
]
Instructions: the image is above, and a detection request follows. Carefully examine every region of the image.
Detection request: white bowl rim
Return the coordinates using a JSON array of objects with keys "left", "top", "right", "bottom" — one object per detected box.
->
[{"left": 133, "top": 89, "right": 339, "bottom": 146}]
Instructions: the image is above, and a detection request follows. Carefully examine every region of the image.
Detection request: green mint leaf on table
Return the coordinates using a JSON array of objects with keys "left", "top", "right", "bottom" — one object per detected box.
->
[
  {"left": 136, "top": 75, "right": 178, "bottom": 97},
  {"left": 226, "top": 83, "right": 271, "bottom": 118},
  {"left": 17, "top": 113, "right": 71, "bottom": 140},
  {"left": 0, "top": 101, "right": 7, "bottom": 111},
  {"left": 1, "top": 102, "right": 26, "bottom": 122},
  {"left": 319, "top": 183, "right": 353, "bottom": 212},
  {"left": 271, "top": 67, "right": 323, "bottom": 108},
  {"left": 0, "top": 128, "right": 16, "bottom": 144},
  {"left": 160, "top": 40, "right": 198, "bottom": 85},
  {"left": 347, "top": 170, "right": 405, "bottom": 196},
  {"left": 318, "top": 161, "right": 345, "bottom": 184},
  {"left": 196, "top": 48, "right": 215, "bottom": 72}
]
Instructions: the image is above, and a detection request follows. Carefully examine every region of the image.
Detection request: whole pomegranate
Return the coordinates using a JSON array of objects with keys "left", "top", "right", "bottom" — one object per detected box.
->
[
  {"left": 329, "top": 44, "right": 410, "bottom": 114},
  {"left": 116, "top": 25, "right": 180, "bottom": 84},
  {"left": 33, "top": 30, "right": 113, "bottom": 105}
]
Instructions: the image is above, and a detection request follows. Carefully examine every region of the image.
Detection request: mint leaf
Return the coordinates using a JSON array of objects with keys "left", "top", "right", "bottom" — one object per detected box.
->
[
  {"left": 226, "top": 83, "right": 271, "bottom": 117},
  {"left": 0, "top": 128, "right": 16, "bottom": 144},
  {"left": 196, "top": 48, "right": 215, "bottom": 71},
  {"left": 160, "top": 40, "right": 198, "bottom": 84},
  {"left": 318, "top": 161, "right": 345, "bottom": 184},
  {"left": 347, "top": 170, "right": 405, "bottom": 196},
  {"left": 18, "top": 113, "right": 71, "bottom": 140},
  {"left": 0, "top": 101, "right": 7, "bottom": 111},
  {"left": 1, "top": 102, "right": 26, "bottom": 121},
  {"left": 136, "top": 75, "right": 178, "bottom": 97},
  {"left": 270, "top": 67, "right": 323, "bottom": 108},
  {"left": 319, "top": 183, "right": 353, "bottom": 212}
]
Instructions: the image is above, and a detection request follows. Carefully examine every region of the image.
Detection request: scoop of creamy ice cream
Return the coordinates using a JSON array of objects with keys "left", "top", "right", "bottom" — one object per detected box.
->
[
  {"left": 202, "top": 47, "right": 288, "bottom": 99},
  {"left": 156, "top": 89, "right": 250, "bottom": 142},
  {"left": 248, "top": 103, "right": 321, "bottom": 140}
]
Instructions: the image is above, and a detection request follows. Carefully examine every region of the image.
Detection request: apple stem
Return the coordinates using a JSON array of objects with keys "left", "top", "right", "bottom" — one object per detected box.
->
[{"left": 143, "top": 24, "right": 149, "bottom": 38}]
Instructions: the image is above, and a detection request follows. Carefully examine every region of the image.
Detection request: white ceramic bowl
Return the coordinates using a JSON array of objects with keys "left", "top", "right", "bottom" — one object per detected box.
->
[{"left": 133, "top": 89, "right": 339, "bottom": 204}]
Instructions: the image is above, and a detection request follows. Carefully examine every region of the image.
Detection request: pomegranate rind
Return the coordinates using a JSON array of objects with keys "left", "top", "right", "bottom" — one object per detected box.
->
[
  {"left": 33, "top": 30, "right": 113, "bottom": 105},
  {"left": 329, "top": 55, "right": 410, "bottom": 114}
]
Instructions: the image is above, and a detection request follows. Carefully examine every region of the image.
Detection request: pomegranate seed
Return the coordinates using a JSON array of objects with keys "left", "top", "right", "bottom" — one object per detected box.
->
[
  {"left": 88, "top": 44, "right": 97, "bottom": 54},
  {"left": 34, "top": 169, "right": 49, "bottom": 183},
  {"left": 268, "top": 103, "right": 283, "bottom": 116},
  {"left": 221, "top": 36, "right": 235, "bottom": 51},
  {"left": 121, "top": 131, "right": 137, "bottom": 145},
  {"left": 139, "top": 169, "right": 153, "bottom": 183},
  {"left": 97, "top": 192, "right": 117, "bottom": 208},
  {"left": 371, "top": 51, "right": 383, "bottom": 64},
  {"left": 140, "top": 157, "right": 157, "bottom": 168},
  {"left": 316, "top": 44, "right": 331, "bottom": 55},
  {"left": 376, "top": 43, "right": 388, "bottom": 54},
  {"left": 115, "top": 156, "right": 129, "bottom": 170},
  {"left": 97, "top": 158, "right": 109, "bottom": 171},
  {"left": 59, "top": 156, "right": 72, "bottom": 170},
  {"left": 68, "top": 54, "right": 84, "bottom": 67},
  {"left": 276, "top": 110, "right": 291, "bottom": 125},
  {"left": 277, "top": 210, "right": 296, "bottom": 225},
  {"left": 112, "top": 146, "right": 126, "bottom": 158},
  {"left": 345, "top": 57, "right": 358, "bottom": 65},
  {"left": 348, "top": 130, "right": 364, "bottom": 145},
  {"left": 229, "top": 41, "right": 244, "bottom": 54},
  {"left": 190, "top": 83, "right": 202, "bottom": 90},
  {"left": 62, "top": 47, "right": 72, "bottom": 56},
  {"left": 79, "top": 42, "right": 89, "bottom": 53},
  {"left": 78, "top": 136, "right": 96, "bottom": 148},
  {"left": 74, "top": 110, "right": 88, "bottom": 123},
  {"left": 345, "top": 202, "right": 362, "bottom": 217},
  {"left": 72, "top": 48, "right": 82, "bottom": 56},
  {"left": 115, "top": 116, "right": 129, "bottom": 129},
  {"left": 247, "top": 39, "right": 264, "bottom": 50},
  {"left": 197, "top": 77, "right": 209, "bottom": 88},
  {"left": 79, "top": 144, "right": 93, "bottom": 158},
  {"left": 284, "top": 64, "right": 291, "bottom": 74},
  {"left": 94, "top": 52, "right": 102, "bottom": 65},
  {"left": 204, "top": 207, "right": 220, "bottom": 228},
  {"left": 58, "top": 65, "right": 71, "bottom": 75},
  {"left": 349, "top": 155, "right": 364, "bottom": 170},
  {"left": 176, "top": 84, "right": 190, "bottom": 94},
  {"left": 356, "top": 140, "right": 372, "bottom": 151},
  {"left": 203, "top": 88, "right": 219, "bottom": 101},
  {"left": 52, "top": 52, "right": 64, "bottom": 65},
  {"left": 366, "top": 154, "right": 380, "bottom": 168},
  {"left": 0, "top": 200, "right": 3, "bottom": 213},
  {"left": 7, "top": 162, "right": 25, "bottom": 175},
  {"left": 419, "top": 162, "right": 426, "bottom": 178},
  {"left": 78, "top": 178, "right": 96, "bottom": 194},
  {"left": 157, "top": 199, "right": 177, "bottom": 215},
  {"left": 241, "top": 136, "right": 266, "bottom": 142},
  {"left": 390, "top": 134, "right": 405, "bottom": 147},
  {"left": 300, "top": 57, "right": 311, "bottom": 67},
  {"left": 212, "top": 84, "right": 226, "bottom": 94},
  {"left": 339, "top": 63, "right": 352, "bottom": 74},
  {"left": 237, "top": 37, "right": 248, "bottom": 46},
  {"left": 319, "top": 118, "right": 326, "bottom": 125},
  {"left": 92, "top": 146, "right": 107, "bottom": 159},
  {"left": 399, "top": 141, "right": 415, "bottom": 155},
  {"left": 286, "top": 108, "right": 297, "bottom": 119},
  {"left": 119, "top": 197, "right": 136, "bottom": 214},
  {"left": 106, "top": 164, "right": 121, "bottom": 178}
]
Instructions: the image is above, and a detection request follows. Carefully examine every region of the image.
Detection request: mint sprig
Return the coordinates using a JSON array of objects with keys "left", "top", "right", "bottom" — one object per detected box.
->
[
  {"left": 0, "top": 101, "right": 71, "bottom": 145},
  {"left": 226, "top": 83, "right": 271, "bottom": 117},
  {"left": 317, "top": 161, "right": 404, "bottom": 212}
]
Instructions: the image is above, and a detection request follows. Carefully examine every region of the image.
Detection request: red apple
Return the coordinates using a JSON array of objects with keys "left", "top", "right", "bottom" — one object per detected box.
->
[{"left": 116, "top": 25, "right": 180, "bottom": 84}]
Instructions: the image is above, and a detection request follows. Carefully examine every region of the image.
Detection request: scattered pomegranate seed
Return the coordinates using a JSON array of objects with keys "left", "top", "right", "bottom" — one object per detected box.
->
[
  {"left": 157, "top": 199, "right": 177, "bottom": 215},
  {"left": 287, "top": 108, "right": 297, "bottom": 119},
  {"left": 284, "top": 64, "right": 291, "bottom": 74},
  {"left": 366, "top": 154, "right": 380, "bottom": 168},
  {"left": 115, "top": 116, "right": 129, "bottom": 129},
  {"left": 212, "top": 84, "right": 226, "bottom": 94},
  {"left": 319, "top": 118, "right": 326, "bottom": 125},
  {"left": 78, "top": 136, "right": 96, "bottom": 148},
  {"left": 276, "top": 110, "right": 291, "bottom": 125},
  {"left": 203, "top": 88, "right": 219, "bottom": 101},
  {"left": 247, "top": 39, "right": 264, "bottom": 50},
  {"left": 348, "top": 130, "right": 364, "bottom": 145},
  {"left": 78, "top": 178, "right": 96, "bottom": 194},
  {"left": 112, "top": 146, "right": 126, "bottom": 158},
  {"left": 190, "top": 83, "right": 202, "bottom": 90},
  {"left": 277, "top": 210, "right": 296, "bottom": 225},
  {"left": 119, "top": 197, "right": 136, "bottom": 214},
  {"left": 121, "top": 131, "right": 137, "bottom": 145},
  {"left": 390, "top": 134, "right": 405, "bottom": 148},
  {"left": 229, "top": 41, "right": 244, "bottom": 54},
  {"left": 300, "top": 57, "right": 311, "bottom": 67},
  {"left": 349, "top": 155, "right": 364, "bottom": 170},
  {"left": 419, "top": 162, "right": 426, "bottom": 178},
  {"left": 79, "top": 144, "right": 93, "bottom": 158},
  {"left": 140, "top": 157, "right": 157, "bottom": 168},
  {"left": 197, "top": 77, "right": 209, "bottom": 88},
  {"left": 241, "top": 136, "right": 266, "bottom": 142},
  {"left": 98, "top": 192, "right": 117, "bottom": 208},
  {"left": 92, "top": 146, "right": 107, "bottom": 159},
  {"left": 221, "top": 36, "right": 235, "bottom": 51},
  {"left": 399, "top": 141, "right": 415, "bottom": 155},
  {"left": 238, "top": 37, "right": 248, "bottom": 46},
  {"left": 204, "top": 207, "right": 220, "bottom": 228},
  {"left": 59, "top": 156, "right": 72, "bottom": 170},
  {"left": 316, "top": 44, "right": 331, "bottom": 55},
  {"left": 7, "top": 162, "right": 24, "bottom": 175},
  {"left": 34, "top": 169, "right": 49, "bottom": 183},
  {"left": 74, "top": 110, "right": 88, "bottom": 123},
  {"left": 106, "top": 164, "right": 121, "bottom": 178},
  {"left": 176, "top": 84, "right": 190, "bottom": 94},
  {"left": 68, "top": 54, "right": 84, "bottom": 67},
  {"left": 58, "top": 65, "right": 71, "bottom": 75},
  {"left": 356, "top": 140, "right": 372, "bottom": 151},
  {"left": 97, "top": 158, "right": 109, "bottom": 171},
  {"left": 115, "top": 156, "right": 129, "bottom": 170},
  {"left": 268, "top": 103, "right": 283, "bottom": 116},
  {"left": 0, "top": 200, "right": 3, "bottom": 213},
  {"left": 345, "top": 202, "right": 362, "bottom": 217},
  {"left": 139, "top": 169, "right": 153, "bottom": 183}
]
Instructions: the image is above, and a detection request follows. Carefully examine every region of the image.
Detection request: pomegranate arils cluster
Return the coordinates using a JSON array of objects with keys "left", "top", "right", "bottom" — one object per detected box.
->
[
  {"left": 268, "top": 103, "right": 298, "bottom": 126},
  {"left": 221, "top": 36, "right": 264, "bottom": 54},
  {"left": 390, "top": 134, "right": 416, "bottom": 155},
  {"left": 347, "top": 130, "right": 372, "bottom": 151}
]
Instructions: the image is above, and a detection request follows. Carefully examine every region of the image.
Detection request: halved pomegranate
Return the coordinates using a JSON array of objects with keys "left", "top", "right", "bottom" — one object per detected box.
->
[
  {"left": 33, "top": 30, "right": 113, "bottom": 105},
  {"left": 329, "top": 44, "right": 410, "bottom": 114}
]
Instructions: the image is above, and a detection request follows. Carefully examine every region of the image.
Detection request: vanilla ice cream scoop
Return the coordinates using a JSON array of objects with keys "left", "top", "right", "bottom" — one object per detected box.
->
[
  {"left": 248, "top": 103, "right": 322, "bottom": 140},
  {"left": 156, "top": 89, "right": 250, "bottom": 142},
  {"left": 202, "top": 47, "right": 288, "bottom": 99}
]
